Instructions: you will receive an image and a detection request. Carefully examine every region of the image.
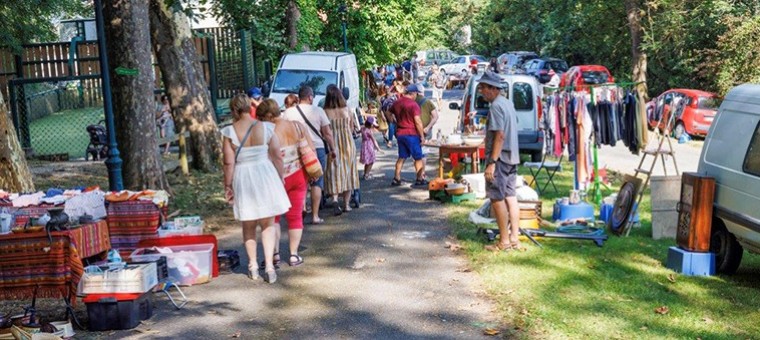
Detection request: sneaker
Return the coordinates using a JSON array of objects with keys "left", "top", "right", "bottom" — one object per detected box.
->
[{"left": 391, "top": 178, "right": 402, "bottom": 186}]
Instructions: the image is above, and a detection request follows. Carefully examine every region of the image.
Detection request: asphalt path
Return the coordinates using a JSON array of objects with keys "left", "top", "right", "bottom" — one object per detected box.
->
[{"left": 99, "top": 87, "right": 498, "bottom": 339}]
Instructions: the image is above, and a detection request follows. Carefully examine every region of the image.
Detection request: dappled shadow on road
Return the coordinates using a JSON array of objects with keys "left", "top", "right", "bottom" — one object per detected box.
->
[{"left": 84, "top": 147, "right": 497, "bottom": 339}]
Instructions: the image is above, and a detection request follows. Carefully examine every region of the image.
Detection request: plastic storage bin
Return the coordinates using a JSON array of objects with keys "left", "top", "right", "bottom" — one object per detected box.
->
[
  {"left": 84, "top": 292, "right": 153, "bottom": 331},
  {"left": 81, "top": 263, "right": 158, "bottom": 294},
  {"left": 130, "top": 244, "right": 213, "bottom": 286}
]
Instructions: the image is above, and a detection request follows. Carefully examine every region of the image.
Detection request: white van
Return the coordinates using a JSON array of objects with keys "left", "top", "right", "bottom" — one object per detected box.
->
[
  {"left": 269, "top": 52, "right": 360, "bottom": 112},
  {"left": 698, "top": 83, "right": 760, "bottom": 273},
  {"left": 449, "top": 73, "right": 544, "bottom": 162}
]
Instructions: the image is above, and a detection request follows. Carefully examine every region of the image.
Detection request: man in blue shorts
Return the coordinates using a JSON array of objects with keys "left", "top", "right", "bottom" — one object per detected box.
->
[{"left": 389, "top": 84, "right": 427, "bottom": 186}]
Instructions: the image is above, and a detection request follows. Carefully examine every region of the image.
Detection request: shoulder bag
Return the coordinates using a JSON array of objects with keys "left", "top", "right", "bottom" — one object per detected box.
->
[
  {"left": 293, "top": 122, "right": 323, "bottom": 180},
  {"left": 296, "top": 105, "right": 331, "bottom": 154},
  {"left": 235, "top": 120, "right": 258, "bottom": 162}
]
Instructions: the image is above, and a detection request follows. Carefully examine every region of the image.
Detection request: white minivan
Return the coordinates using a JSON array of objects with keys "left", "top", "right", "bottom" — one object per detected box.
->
[
  {"left": 449, "top": 73, "right": 544, "bottom": 162},
  {"left": 698, "top": 83, "right": 760, "bottom": 273},
  {"left": 269, "top": 52, "right": 361, "bottom": 112}
]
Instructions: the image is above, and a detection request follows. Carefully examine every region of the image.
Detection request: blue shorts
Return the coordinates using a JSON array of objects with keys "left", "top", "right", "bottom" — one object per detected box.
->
[
  {"left": 397, "top": 135, "right": 424, "bottom": 160},
  {"left": 312, "top": 147, "right": 327, "bottom": 189}
]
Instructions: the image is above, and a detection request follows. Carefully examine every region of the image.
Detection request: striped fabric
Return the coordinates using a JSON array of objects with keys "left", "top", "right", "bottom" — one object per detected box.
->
[
  {"left": 0, "top": 227, "right": 108, "bottom": 303},
  {"left": 324, "top": 110, "right": 360, "bottom": 196},
  {"left": 106, "top": 201, "right": 161, "bottom": 259}
]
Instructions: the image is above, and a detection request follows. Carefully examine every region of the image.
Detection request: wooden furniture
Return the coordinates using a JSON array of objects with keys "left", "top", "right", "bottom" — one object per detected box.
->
[
  {"left": 676, "top": 172, "right": 715, "bottom": 252},
  {"left": 423, "top": 143, "right": 483, "bottom": 178}
]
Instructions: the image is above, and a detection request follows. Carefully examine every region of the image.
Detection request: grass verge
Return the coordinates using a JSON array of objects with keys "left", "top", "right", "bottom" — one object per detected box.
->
[{"left": 448, "top": 161, "right": 760, "bottom": 339}]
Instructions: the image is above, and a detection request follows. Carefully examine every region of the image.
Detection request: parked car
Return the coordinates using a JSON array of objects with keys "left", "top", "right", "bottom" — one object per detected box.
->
[
  {"left": 414, "top": 49, "right": 458, "bottom": 82},
  {"left": 523, "top": 57, "right": 569, "bottom": 84},
  {"left": 559, "top": 65, "right": 614, "bottom": 90},
  {"left": 697, "top": 83, "right": 760, "bottom": 274},
  {"left": 448, "top": 73, "right": 544, "bottom": 162},
  {"left": 439, "top": 55, "right": 488, "bottom": 77},
  {"left": 646, "top": 89, "right": 722, "bottom": 139},
  {"left": 496, "top": 51, "right": 539, "bottom": 74}
]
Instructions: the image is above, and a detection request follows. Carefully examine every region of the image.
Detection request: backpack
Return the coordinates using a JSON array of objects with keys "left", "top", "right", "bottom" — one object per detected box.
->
[{"left": 381, "top": 94, "right": 398, "bottom": 113}]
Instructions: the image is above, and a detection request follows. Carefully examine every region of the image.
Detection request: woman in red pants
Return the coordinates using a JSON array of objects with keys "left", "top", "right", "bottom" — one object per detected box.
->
[{"left": 258, "top": 103, "right": 315, "bottom": 267}]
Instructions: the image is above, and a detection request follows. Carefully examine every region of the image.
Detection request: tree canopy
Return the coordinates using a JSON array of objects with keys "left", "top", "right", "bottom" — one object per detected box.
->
[{"left": 0, "top": 1, "right": 89, "bottom": 52}]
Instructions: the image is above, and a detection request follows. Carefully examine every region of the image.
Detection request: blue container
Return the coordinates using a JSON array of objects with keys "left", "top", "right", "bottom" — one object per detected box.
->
[
  {"left": 599, "top": 203, "right": 640, "bottom": 224},
  {"left": 556, "top": 202, "right": 595, "bottom": 221},
  {"left": 666, "top": 246, "right": 715, "bottom": 276}
]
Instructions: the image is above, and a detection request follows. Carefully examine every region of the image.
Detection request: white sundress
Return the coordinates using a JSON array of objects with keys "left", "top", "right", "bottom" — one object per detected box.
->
[{"left": 221, "top": 122, "right": 291, "bottom": 221}]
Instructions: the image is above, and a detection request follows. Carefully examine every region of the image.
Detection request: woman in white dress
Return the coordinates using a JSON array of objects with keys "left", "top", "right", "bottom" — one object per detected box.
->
[{"left": 222, "top": 95, "right": 291, "bottom": 283}]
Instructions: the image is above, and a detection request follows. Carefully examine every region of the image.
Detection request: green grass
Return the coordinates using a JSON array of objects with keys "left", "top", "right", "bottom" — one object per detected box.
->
[
  {"left": 29, "top": 107, "right": 104, "bottom": 158},
  {"left": 448, "top": 161, "right": 760, "bottom": 339}
]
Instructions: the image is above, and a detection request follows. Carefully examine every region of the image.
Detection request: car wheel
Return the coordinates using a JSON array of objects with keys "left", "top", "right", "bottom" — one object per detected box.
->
[
  {"left": 531, "top": 151, "right": 542, "bottom": 163},
  {"left": 673, "top": 122, "right": 686, "bottom": 139},
  {"left": 710, "top": 218, "right": 743, "bottom": 274}
]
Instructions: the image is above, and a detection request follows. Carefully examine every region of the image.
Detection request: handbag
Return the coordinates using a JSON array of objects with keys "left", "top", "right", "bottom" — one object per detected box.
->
[
  {"left": 296, "top": 105, "right": 331, "bottom": 154},
  {"left": 293, "top": 122, "right": 323, "bottom": 180}
]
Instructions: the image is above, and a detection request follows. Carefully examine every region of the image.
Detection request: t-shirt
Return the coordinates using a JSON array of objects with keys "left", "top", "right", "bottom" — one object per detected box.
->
[
  {"left": 486, "top": 95, "right": 520, "bottom": 165},
  {"left": 416, "top": 95, "right": 436, "bottom": 128},
  {"left": 283, "top": 103, "right": 330, "bottom": 149},
  {"left": 389, "top": 96, "right": 420, "bottom": 136}
]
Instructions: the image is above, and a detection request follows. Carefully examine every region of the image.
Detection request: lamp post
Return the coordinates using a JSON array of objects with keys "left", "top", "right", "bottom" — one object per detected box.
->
[
  {"left": 339, "top": 3, "right": 348, "bottom": 52},
  {"left": 94, "top": 0, "right": 124, "bottom": 191}
]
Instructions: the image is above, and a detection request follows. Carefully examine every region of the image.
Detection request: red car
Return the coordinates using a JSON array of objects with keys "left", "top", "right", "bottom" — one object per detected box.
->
[
  {"left": 646, "top": 89, "right": 722, "bottom": 138},
  {"left": 559, "top": 65, "right": 614, "bottom": 90}
]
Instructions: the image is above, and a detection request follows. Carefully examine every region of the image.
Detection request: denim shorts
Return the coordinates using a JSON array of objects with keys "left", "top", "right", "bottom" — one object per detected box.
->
[
  {"left": 388, "top": 123, "right": 397, "bottom": 142},
  {"left": 312, "top": 147, "right": 327, "bottom": 189},
  {"left": 397, "top": 135, "right": 424, "bottom": 160}
]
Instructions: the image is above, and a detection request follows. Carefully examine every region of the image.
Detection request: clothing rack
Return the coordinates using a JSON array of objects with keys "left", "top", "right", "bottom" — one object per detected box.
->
[{"left": 548, "top": 81, "right": 645, "bottom": 204}]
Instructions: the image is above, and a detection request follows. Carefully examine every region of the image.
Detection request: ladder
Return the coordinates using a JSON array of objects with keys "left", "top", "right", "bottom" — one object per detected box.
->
[{"left": 623, "top": 101, "right": 680, "bottom": 236}]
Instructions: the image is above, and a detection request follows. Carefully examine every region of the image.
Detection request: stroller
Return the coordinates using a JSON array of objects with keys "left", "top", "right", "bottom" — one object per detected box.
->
[{"left": 85, "top": 120, "right": 108, "bottom": 161}]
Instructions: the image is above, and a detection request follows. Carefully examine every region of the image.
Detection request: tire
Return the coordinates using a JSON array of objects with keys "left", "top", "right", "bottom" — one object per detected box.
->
[
  {"left": 710, "top": 218, "right": 743, "bottom": 274},
  {"left": 530, "top": 151, "right": 542, "bottom": 163},
  {"left": 673, "top": 122, "right": 686, "bottom": 140}
]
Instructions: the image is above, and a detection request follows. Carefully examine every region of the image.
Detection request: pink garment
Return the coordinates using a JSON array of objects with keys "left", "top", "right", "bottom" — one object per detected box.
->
[
  {"left": 553, "top": 97, "right": 562, "bottom": 157},
  {"left": 360, "top": 127, "right": 376, "bottom": 164}
]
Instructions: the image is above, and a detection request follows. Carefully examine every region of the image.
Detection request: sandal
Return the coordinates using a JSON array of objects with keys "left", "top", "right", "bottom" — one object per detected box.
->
[
  {"left": 484, "top": 242, "right": 512, "bottom": 252},
  {"left": 333, "top": 204, "right": 343, "bottom": 216},
  {"left": 247, "top": 266, "right": 262, "bottom": 281},
  {"left": 509, "top": 241, "right": 526, "bottom": 251},
  {"left": 391, "top": 178, "right": 402, "bottom": 186},
  {"left": 259, "top": 253, "right": 281, "bottom": 271},
  {"left": 343, "top": 205, "right": 352, "bottom": 212},
  {"left": 264, "top": 269, "right": 277, "bottom": 284},
  {"left": 289, "top": 254, "right": 304, "bottom": 267},
  {"left": 311, "top": 217, "right": 324, "bottom": 225},
  {"left": 413, "top": 178, "right": 429, "bottom": 186}
]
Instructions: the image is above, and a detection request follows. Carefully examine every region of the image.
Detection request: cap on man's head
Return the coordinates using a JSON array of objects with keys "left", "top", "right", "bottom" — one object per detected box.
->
[
  {"left": 478, "top": 71, "right": 504, "bottom": 89},
  {"left": 406, "top": 83, "right": 422, "bottom": 94},
  {"left": 247, "top": 87, "right": 263, "bottom": 99}
]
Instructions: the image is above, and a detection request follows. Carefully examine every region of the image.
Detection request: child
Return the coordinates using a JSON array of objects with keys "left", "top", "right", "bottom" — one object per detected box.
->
[{"left": 360, "top": 116, "right": 382, "bottom": 180}]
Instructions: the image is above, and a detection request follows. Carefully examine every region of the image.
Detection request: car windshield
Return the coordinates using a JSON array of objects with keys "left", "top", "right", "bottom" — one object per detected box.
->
[
  {"left": 581, "top": 71, "right": 610, "bottom": 84},
  {"left": 516, "top": 55, "right": 537, "bottom": 67},
  {"left": 548, "top": 60, "right": 569, "bottom": 72},
  {"left": 697, "top": 96, "right": 722, "bottom": 110},
  {"left": 272, "top": 70, "right": 337, "bottom": 96}
]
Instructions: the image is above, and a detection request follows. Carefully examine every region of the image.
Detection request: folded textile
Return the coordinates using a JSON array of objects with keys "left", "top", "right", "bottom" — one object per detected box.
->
[{"left": 12, "top": 192, "right": 45, "bottom": 207}]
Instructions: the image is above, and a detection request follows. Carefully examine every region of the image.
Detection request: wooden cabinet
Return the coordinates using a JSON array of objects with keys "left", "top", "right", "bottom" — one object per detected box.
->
[{"left": 676, "top": 172, "right": 715, "bottom": 252}]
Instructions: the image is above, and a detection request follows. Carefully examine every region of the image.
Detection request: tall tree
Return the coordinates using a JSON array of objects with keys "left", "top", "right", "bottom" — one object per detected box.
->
[
  {"left": 103, "top": 0, "right": 170, "bottom": 190},
  {"left": 625, "top": 0, "right": 647, "bottom": 99},
  {"left": 0, "top": 92, "right": 34, "bottom": 192},
  {"left": 150, "top": 0, "right": 222, "bottom": 172},
  {"left": 286, "top": 0, "right": 300, "bottom": 50}
]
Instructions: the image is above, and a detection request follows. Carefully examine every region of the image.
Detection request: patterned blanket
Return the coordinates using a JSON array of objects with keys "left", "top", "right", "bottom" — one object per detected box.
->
[
  {"left": 0, "top": 221, "right": 110, "bottom": 303},
  {"left": 106, "top": 201, "right": 161, "bottom": 259}
]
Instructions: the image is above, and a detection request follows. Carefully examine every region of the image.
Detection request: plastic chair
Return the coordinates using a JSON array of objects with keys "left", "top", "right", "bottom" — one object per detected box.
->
[{"left": 523, "top": 152, "right": 563, "bottom": 195}]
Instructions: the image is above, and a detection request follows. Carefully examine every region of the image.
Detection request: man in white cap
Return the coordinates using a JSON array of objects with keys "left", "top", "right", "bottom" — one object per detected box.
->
[{"left": 479, "top": 71, "right": 522, "bottom": 251}]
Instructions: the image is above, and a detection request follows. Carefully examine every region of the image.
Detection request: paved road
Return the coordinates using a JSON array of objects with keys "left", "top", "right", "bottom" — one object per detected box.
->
[{"left": 98, "top": 87, "right": 498, "bottom": 339}]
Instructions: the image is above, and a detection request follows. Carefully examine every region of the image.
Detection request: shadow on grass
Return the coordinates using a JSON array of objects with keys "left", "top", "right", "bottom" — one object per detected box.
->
[{"left": 448, "top": 160, "right": 760, "bottom": 338}]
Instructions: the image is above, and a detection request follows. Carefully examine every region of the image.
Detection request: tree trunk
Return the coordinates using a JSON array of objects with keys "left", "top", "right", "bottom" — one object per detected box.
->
[
  {"left": 103, "top": 0, "right": 170, "bottom": 191},
  {"left": 626, "top": 0, "right": 648, "bottom": 99},
  {"left": 286, "top": 1, "right": 301, "bottom": 50},
  {"left": 149, "top": 0, "right": 221, "bottom": 172},
  {"left": 0, "top": 91, "right": 34, "bottom": 192}
]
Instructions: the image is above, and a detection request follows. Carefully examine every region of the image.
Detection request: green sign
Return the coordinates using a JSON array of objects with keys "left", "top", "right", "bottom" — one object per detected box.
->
[{"left": 115, "top": 67, "right": 139, "bottom": 76}]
